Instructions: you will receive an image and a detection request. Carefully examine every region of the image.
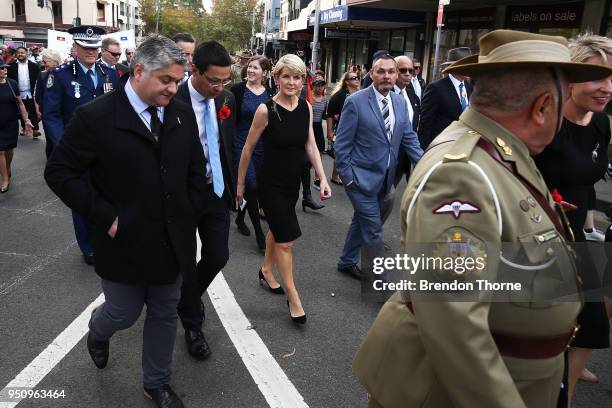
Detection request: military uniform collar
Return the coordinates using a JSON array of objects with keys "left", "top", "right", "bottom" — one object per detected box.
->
[{"left": 459, "top": 108, "right": 549, "bottom": 198}]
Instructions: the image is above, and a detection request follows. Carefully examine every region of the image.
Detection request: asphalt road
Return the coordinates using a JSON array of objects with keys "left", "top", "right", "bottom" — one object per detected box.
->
[{"left": 0, "top": 136, "right": 610, "bottom": 408}]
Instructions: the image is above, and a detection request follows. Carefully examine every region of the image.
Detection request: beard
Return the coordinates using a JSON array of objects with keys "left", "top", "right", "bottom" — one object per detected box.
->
[{"left": 375, "top": 83, "right": 393, "bottom": 94}]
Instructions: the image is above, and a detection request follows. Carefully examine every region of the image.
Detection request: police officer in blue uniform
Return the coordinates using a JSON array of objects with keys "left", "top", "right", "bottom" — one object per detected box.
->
[{"left": 43, "top": 26, "right": 119, "bottom": 265}]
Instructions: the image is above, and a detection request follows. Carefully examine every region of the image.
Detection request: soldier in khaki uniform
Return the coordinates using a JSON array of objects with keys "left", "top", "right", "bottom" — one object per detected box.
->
[
  {"left": 230, "top": 50, "right": 252, "bottom": 86},
  {"left": 352, "top": 30, "right": 612, "bottom": 408}
]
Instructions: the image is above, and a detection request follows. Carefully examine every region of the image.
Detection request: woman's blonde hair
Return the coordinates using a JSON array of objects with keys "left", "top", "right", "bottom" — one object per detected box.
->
[
  {"left": 569, "top": 33, "right": 612, "bottom": 64},
  {"left": 41, "top": 48, "right": 62, "bottom": 65},
  {"left": 273, "top": 54, "right": 306, "bottom": 78},
  {"left": 332, "top": 71, "right": 358, "bottom": 96}
]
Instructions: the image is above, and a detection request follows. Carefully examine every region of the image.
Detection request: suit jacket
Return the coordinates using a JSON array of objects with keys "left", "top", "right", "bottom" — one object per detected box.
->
[
  {"left": 7, "top": 60, "right": 40, "bottom": 95},
  {"left": 335, "top": 86, "right": 423, "bottom": 196},
  {"left": 175, "top": 81, "right": 237, "bottom": 207},
  {"left": 393, "top": 84, "right": 421, "bottom": 182},
  {"left": 44, "top": 76, "right": 207, "bottom": 285},
  {"left": 418, "top": 75, "right": 472, "bottom": 149}
]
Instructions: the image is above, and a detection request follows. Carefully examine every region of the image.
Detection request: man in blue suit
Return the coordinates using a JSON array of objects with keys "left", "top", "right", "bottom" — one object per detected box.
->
[
  {"left": 335, "top": 54, "right": 423, "bottom": 280},
  {"left": 43, "top": 26, "right": 119, "bottom": 265}
]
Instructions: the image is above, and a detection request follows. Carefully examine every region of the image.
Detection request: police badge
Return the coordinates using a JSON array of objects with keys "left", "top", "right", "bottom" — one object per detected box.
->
[{"left": 46, "top": 74, "right": 54, "bottom": 89}]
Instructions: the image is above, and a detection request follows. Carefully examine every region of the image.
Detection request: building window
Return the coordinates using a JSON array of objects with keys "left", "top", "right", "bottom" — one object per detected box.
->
[
  {"left": 275, "top": 8, "right": 280, "bottom": 18},
  {"left": 15, "top": 0, "right": 25, "bottom": 23},
  {"left": 120, "top": 2, "right": 125, "bottom": 15},
  {"left": 97, "top": 2, "right": 105, "bottom": 23},
  {"left": 52, "top": 0, "right": 62, "bottom": 24},
  {"left": 390, "top": 30, "right": 405, "bottom": 53},
  {"left": 135, "top": 6, "right": 139, "bottom": 20}
]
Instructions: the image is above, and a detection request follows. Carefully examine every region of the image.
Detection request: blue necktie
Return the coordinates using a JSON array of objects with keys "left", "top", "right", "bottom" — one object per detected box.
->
[
  {"left": 459, "top": 82, "right": 468, "bottom": 111},
  {"left": 204, "top": 100, "right": 224, "bottom": 198},
  {"left": 88, "top": 69, "right": 97, "bottom": 89}
]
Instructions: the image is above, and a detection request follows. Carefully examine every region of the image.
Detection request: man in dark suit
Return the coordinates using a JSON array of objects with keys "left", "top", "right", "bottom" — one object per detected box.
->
[
  {"left": 98, "top": 37, "right": 129, "bottom": 76},
  {"left": 412, "top": 58, "right": 426, "bottom": 100},
  {"left": 175, "top": 40, "right": 236, "bottom": 361},
  {"left": 418, "top": 47, "right": 473, "bottom": 149},
  {"left": 8, "top": 46, "right": 41, "bottom": 136},
  {"left": 120, "top": 47, "right": 135, "bottom": 68},
  {"left": 45, "top": 35, "right": 206, "bottom": 408}
]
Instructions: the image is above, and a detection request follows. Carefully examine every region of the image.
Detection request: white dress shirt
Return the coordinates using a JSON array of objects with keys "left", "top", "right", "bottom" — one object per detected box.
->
[
  {"left": 17, "top": 61, "right": 31, "bottom": 98},
  {"left": 188, "top": 77, "right": 220, "bottom": 178},
  {"left": 448, "top": 74, "right": 468, "bottom": 107},
  {"left": 393, "top": 84, "right": 414, "bottom": 124},
  {"left": 124, "top": 78, "right": 164, "bottom": 131},
  {"left": 411, "top": 77, "right": 422, "bottom": 100}
]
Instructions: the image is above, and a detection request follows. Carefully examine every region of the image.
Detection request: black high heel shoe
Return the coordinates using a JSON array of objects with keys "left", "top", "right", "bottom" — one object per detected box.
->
[
  {"left": 258, "top": 269, "right": 284, "bottom": 294},
  {"left": 302, "top": 195, "right": 324, "bottom": 212},
  {"left": 286, "top": 300, "right": 306, "bottom": 324}
]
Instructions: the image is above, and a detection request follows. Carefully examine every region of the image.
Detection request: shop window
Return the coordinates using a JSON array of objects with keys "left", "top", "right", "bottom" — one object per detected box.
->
[
  {"left": 378, "top": 31, "right": 390, "bottom": 52},
  {"left": 539, "top": 28, "right": 580, "bottom": 38},
  {"left": 458, "top": 29, "right": 489, "bottom": 52},
  {"left": 390, "top": 30, "right": 405, "bottom": 52},
  {"left": 404, "top": 29, "right": 417, "bottom": 57}
]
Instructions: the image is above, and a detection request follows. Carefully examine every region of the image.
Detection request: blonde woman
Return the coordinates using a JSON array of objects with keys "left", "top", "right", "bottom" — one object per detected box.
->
[
  {"left": 325, "top": 71, "right": 360, "bottom": 184},
  {"left": 237, "top": 54, "right": 331, "bottom": 323},
  {"left": 533, "top": 33, "right": 612, "bottom": 405},
  {"left": 34, "top": 48, "right": 62, "bottom": 157}
]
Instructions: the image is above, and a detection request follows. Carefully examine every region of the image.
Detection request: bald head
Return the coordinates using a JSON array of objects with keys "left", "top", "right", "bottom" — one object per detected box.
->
[{"left": 394, "top": 56, "right": 414, "bottom": 89}]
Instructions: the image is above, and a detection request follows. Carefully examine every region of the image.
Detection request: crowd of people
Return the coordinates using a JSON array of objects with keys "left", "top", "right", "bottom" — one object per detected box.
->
[{"left": 1, "top": 24, "right": 612, "bottom": 408}]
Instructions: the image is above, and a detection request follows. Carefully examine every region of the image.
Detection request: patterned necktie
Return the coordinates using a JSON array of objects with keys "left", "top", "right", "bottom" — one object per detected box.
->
[
  {"left": 204, "top": 99, "right": 224, "bottom": 198},
  {"left": 459, "top": 82, "right": 468, "bottom": 111},
  {"left": 146, "top": 106, "right": 161, "bottom": 142},
  {"left": 381, "top": 97, "right": 391, "bottom": 141}
]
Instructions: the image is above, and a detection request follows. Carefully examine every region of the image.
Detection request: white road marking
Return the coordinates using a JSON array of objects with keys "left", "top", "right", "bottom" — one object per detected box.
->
[
  {"left": 198, "top": 238, "right": 309, "bottom": 408},
  {"left": 0, "top": 294, "right": 105, "bottom": 407},
  {"left": 0, "top": 237, "right": 307, "bottom": 408}
]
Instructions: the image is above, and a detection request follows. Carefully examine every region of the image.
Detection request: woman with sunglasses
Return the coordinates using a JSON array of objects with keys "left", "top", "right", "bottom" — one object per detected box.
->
[
  {"left": 0, "top": 63, "right": 32, "bottom": 193},
  {"left": 325, "top": 71, "right": 361, "bottom": 185},
  {"left": 533, "top": 33, "right": 612, "bottom": 405}
]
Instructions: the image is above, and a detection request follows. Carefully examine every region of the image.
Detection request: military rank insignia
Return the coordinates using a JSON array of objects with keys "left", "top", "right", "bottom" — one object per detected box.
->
[{"left": 433, "top": 200, "right": 480, "bottom": 219}]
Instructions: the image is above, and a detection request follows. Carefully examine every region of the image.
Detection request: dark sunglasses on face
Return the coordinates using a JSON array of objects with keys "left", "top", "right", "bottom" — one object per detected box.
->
[
  {"left": 414, "top": 66, "right": 421, "bottom": 70},
  {"left": 105, "top": 49, "right": 122, "bottom": 58},
  {"left": 399, "top": 67, "right": 414, "bottom": 74},
  {"left": 347, "top": 76, "right": 359, "bottom": 81}
]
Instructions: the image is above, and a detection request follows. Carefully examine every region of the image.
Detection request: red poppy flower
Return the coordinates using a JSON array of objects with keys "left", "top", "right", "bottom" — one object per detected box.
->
[
  {"left": 218, "top": 105, "right": 231, "bottom": 120},
  {"left": 551, "top": 189, "right": 563, "bottom": 203},
  {"left": 117, "top": 69, "right": 123, "bottom": 76}
]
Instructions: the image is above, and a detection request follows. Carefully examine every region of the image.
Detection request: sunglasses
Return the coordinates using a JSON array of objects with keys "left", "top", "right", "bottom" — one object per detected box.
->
[
  {"left": 104, "top": 49, "right": 122, "bottom": 58},
  {"left": 347, "top": 76, "right": 359, "bottom": 81},
  {"left": 399, "top": 68, "right": 414, "bottom": 74},
  {"left": 414, "top": 66, "right": 421, "bottom": 70}
]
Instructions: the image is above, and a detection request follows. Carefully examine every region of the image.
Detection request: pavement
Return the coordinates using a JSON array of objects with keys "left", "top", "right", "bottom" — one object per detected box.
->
[{"left": 0, "top": 135, "right": 610, "bottom": 408}]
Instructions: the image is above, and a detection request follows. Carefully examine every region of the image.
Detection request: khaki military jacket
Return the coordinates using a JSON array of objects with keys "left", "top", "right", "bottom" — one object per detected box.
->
[{"left": 353, "top": 109, "right": 582, "bottom": 408}]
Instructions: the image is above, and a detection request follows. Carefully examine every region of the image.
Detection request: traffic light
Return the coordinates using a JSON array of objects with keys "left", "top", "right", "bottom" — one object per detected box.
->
[{"left": 37, "top": 0, "right": 45, "bottom": 8}]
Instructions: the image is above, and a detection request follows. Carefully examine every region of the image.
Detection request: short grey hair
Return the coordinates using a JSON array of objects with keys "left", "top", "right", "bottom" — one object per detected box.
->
[
  {"left": 130, "top": 35, "right": 187, "bottom": 75},
  {"left": 470, "top": 68, "right": 560, "bottom": 112},
  {"left": 41, "top": 48, "right": 62, "bottom": 65}
]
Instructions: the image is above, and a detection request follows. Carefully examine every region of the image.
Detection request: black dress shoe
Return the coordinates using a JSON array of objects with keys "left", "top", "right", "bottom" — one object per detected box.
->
[
  {"left": 258, "top": 269, "right": 284, "bottom": 294},
  {"left": 302, "top": 195, "right": 324, "bottom": 212},
  {"left": 86, "top": 332, "right": 109, "bottom": 369},
  {"left": 184, "top": 329, "right": 211, "bottom": 360},
  {"left": 235, "top": 217, "right": 250, "bottom": 236},
  {"left": 83, "top": 252, "right": 95, "bottom": 266},
  {"left": 144, "top": 384, "right": 184, "bottom": 408},
  {"left": 337, "top": 265, "right": 362, "bottom": 280}
]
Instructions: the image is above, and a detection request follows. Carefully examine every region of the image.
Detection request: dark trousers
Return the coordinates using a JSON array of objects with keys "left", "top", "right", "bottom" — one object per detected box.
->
[
  {"left": 72, "top": 211, "right": 93, "bottom": 255},
  {"left": 89, "top": 275, "right": 182, "bottom": 388},
  {"left": 178, "top": 190, "right": 230, "bottom": 331},
  {"left": 20, "top": 97, "right": 39, "bottom": 130}
]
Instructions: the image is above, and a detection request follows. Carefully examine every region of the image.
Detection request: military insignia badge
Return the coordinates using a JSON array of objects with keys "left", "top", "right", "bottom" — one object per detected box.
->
[
  {"left": 46, "top": 74, "right": 54, "bottom": 88},
  {"left": 430, "top": 227, "right": 488, "bottom": 279},
  {"left": 433, "top": 200, "right": 480, "bottom": 219}
]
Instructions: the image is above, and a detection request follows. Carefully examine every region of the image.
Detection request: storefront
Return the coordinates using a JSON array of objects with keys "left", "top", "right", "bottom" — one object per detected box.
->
[{"left": 505, "top": 2, "right": 584, "bottom": 37}]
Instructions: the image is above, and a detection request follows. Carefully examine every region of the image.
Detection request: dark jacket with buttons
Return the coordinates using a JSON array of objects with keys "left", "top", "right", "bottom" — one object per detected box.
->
[{"left": 44, "top": 76, "right": 208, "bottom": 285}]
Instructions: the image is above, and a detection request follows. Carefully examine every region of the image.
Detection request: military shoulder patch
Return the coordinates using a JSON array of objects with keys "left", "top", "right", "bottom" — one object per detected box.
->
[{"left": 433, "top": 200, "right": 480, "bottom": 219}]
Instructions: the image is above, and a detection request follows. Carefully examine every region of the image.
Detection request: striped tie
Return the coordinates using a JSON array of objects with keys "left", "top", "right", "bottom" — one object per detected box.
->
[{"left": 381, "top": 97, "right": 391, "bottom": 140}]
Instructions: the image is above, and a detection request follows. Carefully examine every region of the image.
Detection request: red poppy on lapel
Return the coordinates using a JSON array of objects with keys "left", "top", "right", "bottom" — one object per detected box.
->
[
  {"left": 117, "top": 69, "right": 123, "bottom": 76},
  {"left": 218, "top": 104, "right": 231, "bottom": 121}
]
